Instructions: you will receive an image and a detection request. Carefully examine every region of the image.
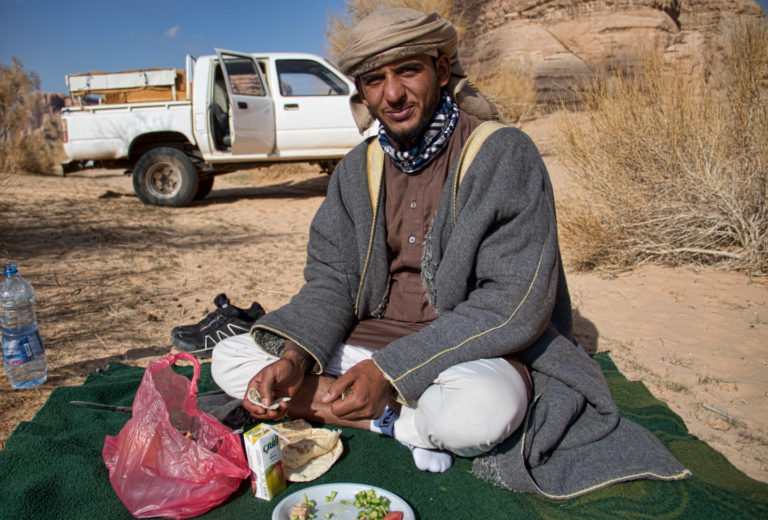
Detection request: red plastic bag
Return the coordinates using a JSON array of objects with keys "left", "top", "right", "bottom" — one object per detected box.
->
[{"left": 103, "top": 352, "right": 250, "bottom": 519}]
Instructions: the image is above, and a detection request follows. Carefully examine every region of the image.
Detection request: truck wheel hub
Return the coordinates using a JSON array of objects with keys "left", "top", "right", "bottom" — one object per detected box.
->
[{"left": 147, "top": 162, "right": 180, "bottom": 198}]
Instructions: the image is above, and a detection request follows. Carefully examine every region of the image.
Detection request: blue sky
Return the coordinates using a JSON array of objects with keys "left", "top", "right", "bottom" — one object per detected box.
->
[
  {"left": 1, "top": 0, "right": 767, "bottom": 93},
  {"left": 0, "top": 0, "right": 348, "bottom": 93}
]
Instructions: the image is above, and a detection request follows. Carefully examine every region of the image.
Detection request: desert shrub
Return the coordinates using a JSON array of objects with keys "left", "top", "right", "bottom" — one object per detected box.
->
[
  {"left": 0, "top": 58, "right": 61, "bottom": 176},
  {"left": 325, "top": 0, "right": 460, "bottom": 63},
  {"left": 467, "top": 59, "right": 537, "bottom": 125},
  {"left": 0, "top": 58, "right": 36, "bottom": 175},
  {"left": 15, "top": 120, "right": 62, "bottom": 174},
  {"left": 556, "top": 18, "right": 768, "bottom": 274}
]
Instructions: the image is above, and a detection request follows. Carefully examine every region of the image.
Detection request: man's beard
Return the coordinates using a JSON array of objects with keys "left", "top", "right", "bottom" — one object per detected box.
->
[
  {"left": 383, "top": 116, "right": 431, "bottom": 150},
  {"left": 383, "top": 89, "right": 442, "bottom": 150}
]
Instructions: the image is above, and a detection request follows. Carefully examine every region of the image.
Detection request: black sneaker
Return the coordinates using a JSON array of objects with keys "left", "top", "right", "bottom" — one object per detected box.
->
[{"left": 171, "top": 293, "right": 265, "bottom": 355}]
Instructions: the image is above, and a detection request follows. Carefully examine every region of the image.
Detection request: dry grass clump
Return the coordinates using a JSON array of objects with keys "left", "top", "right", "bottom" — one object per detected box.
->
[
  {"left": 9, "top": 119, "right": 62, "bottom": 175},
  {"left": 325, "top": 0, "right": 460, "bottom": 64},
  {"left": 556, "top": 18, "right": 768, "bottom": 274},
  {"left": 0, "top": 58, "right": 62, "bottom": 176},
  {"left": 467, "top": 59, "right": 537, "bottom": 125}
]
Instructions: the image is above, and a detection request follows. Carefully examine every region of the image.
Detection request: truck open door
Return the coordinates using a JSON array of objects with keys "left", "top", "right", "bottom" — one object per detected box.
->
[{"left": 215, "top": 49, "right": 276, "bottom": 156}]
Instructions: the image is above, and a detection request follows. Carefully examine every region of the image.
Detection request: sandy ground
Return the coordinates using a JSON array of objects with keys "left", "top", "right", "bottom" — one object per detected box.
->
[{"left": 0, "top": 120, "right": 766, "bottom": 484}]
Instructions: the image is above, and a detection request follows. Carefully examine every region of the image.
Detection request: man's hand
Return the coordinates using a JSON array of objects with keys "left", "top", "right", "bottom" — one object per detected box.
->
[
  {"left": 322, "top": 359, "right": 392, "bottom": 420},
  {"left": 243, "top": 341, "right": 311, "bottom": 420}
]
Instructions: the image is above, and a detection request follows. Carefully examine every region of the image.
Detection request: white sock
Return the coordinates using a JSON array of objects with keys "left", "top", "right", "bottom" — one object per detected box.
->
[{"left": 408, "top": 445, "right": 453, "bottom": 473}]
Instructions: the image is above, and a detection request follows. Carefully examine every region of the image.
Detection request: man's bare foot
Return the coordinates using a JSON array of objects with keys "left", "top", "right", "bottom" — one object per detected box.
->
[{"left": 282, "top": 373, "right": 370, "bottom": 429}]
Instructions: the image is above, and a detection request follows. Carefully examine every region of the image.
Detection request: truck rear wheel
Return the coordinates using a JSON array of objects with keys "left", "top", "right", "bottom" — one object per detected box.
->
[{"left": 132, "top": 147, "right": 198, "bottom": 207}]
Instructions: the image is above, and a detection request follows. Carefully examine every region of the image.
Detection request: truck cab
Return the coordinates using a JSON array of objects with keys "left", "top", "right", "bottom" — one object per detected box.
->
[{"left": 195, "top": 50, "right": 362, "bottom": 163}]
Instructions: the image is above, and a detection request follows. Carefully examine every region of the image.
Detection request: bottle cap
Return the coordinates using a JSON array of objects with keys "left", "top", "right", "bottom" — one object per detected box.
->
[{"left": 3, "top": 263, "right": 18, "bottom": 275}]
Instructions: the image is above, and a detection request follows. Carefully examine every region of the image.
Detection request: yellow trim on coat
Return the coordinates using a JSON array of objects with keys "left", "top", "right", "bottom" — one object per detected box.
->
[
  {"left": 513, "top": 392, "right": 692, "bottom": 500},
  {"left": 452, "top": 120, "right": 507, "bottom": 225},
  {"left": 354, "top": 139, "right": 385, "bottom": 315}
]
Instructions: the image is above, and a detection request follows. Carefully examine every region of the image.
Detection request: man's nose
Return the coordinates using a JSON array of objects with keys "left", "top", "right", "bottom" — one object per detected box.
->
[{"left": 383, "top": 76, "right": 407, "bottom": 105}]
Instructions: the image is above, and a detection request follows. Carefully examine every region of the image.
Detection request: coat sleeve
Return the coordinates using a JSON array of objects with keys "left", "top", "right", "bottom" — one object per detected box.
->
[
  {"left": 251, "top": 157, "right": 361, "bottom": 372},
  {"left": 372, "top": 128, "right": 565, "bottom": 404}
]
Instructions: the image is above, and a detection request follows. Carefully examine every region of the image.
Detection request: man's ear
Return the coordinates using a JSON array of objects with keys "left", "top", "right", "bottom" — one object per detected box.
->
[
  {"left": 435, "top": 54, "right": 451, "bottom": 88},
  {"left": 355, "top": 78, "right": 370, "bottom": 107}
]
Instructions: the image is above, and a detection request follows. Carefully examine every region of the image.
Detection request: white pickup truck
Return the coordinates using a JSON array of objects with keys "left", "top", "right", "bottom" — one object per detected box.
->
[{"left": 61, "top": 49, "right": 369, "bottom": 206}]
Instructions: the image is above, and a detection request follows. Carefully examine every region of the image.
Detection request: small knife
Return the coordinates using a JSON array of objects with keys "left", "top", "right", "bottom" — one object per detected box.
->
[
  {"left": 69, "top": 401, "right": 132, "bottom": 413},
  {"left": 68, "top": 390, "right": 226, "bottom": 414}
]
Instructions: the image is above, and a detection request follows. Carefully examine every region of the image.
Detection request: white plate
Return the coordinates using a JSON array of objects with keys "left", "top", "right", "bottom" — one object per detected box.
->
[{"left": 271, "top": 482, "right": 415, "bottom": 520}]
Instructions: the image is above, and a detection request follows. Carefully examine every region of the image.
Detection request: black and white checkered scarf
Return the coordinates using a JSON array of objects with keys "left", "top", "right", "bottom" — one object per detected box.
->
[{"left": 378, "top": 91, "right": 459, "bottom": 174}]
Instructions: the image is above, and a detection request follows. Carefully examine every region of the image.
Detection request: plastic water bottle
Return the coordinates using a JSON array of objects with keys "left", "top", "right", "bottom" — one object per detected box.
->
[{"left": 1, "top": 263, "right": 47, "bottom": 388}]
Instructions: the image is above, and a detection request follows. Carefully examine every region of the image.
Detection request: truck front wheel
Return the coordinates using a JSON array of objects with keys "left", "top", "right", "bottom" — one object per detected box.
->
[{"left": 132, "top": 147, "right": 198, "bottom": 207}]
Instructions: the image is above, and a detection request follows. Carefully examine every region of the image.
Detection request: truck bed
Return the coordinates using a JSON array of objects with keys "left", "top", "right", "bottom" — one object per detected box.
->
[{"left": 66, "top": 69, "right": 189, "bottom": 104}]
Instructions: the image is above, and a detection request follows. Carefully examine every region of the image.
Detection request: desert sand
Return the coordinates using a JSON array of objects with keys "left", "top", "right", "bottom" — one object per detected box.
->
[{"left": 0, "top": 117, "right": 766, "bottom": 483}]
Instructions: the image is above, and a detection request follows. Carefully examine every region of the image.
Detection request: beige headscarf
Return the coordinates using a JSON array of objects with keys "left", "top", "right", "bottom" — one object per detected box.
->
[{"left": 336, "top": 8, "right": 503, "bottom": 133}]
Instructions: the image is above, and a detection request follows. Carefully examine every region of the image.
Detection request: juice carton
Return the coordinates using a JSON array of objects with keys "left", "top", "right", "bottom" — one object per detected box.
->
[{"left": 243, "top": 423, "right": 287, "bottom": 500}]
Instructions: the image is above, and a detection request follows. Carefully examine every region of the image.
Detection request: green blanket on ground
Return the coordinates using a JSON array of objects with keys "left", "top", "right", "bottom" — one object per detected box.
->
[{"left": 0, "top": 353, "right": 766, "bottom": 519}]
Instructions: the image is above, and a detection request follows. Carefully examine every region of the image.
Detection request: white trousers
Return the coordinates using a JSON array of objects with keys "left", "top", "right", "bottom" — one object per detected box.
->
[{"left": 211, "top": 334, "right": 529, "bottom": 457}]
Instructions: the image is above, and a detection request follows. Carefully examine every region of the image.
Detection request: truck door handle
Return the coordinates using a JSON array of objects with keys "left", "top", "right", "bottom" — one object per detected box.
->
[
  {"left": 237, "top": 101, "right": 248, "bottom": 109},
  {"left": 283, "top": 103, "right": 299, "bottom": 110}
]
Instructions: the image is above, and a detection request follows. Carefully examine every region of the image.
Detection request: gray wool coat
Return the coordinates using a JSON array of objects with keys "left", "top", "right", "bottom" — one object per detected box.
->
[
  {"left": 251, "top": 125, "right": 690, "bottom": 498},
  {"left": 253, "top": 125, "right": 571, "bottom": 403}
]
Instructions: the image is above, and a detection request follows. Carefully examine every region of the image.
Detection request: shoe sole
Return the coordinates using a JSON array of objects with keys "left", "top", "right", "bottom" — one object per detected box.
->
[{"left": 170, "top": 335, "right": 214, "bottom": 357}]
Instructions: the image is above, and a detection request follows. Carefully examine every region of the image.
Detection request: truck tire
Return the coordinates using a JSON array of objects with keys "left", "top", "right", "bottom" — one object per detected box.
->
[
  {"left": 194, "top": 177, "right": 214, "bottom": 200},
  {"left": 132, "top": 147, "right": 199, "bottom": 207}
]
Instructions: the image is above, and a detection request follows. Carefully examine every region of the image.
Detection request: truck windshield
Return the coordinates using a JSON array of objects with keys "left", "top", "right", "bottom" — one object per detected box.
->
[{"left": 275, "top": 59, "right": 349, "bottom": 97}]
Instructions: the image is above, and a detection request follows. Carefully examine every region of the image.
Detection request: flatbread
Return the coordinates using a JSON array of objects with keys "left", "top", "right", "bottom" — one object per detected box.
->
[
  {"left": 282, "top": 429, "right": 341, "bottom": 469},
  {"left": 275, "top": 419, "right": 343, "bottom": 482},
  {"left": 275, "top": 419, "right": 313, "bottom": 443},
  {"left": 284, "top": 437, "right": 344, "bottom": 482},
  {"left": 246, "top": 388, "right": 291, "bottom": 410}
]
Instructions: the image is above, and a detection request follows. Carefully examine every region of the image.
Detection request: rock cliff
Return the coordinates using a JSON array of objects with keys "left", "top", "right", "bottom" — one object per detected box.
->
[{"left": 454, "top": 0, "right": 766, "bottom": 103}]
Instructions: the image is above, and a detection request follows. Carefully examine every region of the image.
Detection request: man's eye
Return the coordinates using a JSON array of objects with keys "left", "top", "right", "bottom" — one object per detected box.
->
[
  {"left": 362, "top": 76, "right": 383, "bottom": 86},
  {"left": 398, "top": 65, "right": 422, "bottom": 75}
]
